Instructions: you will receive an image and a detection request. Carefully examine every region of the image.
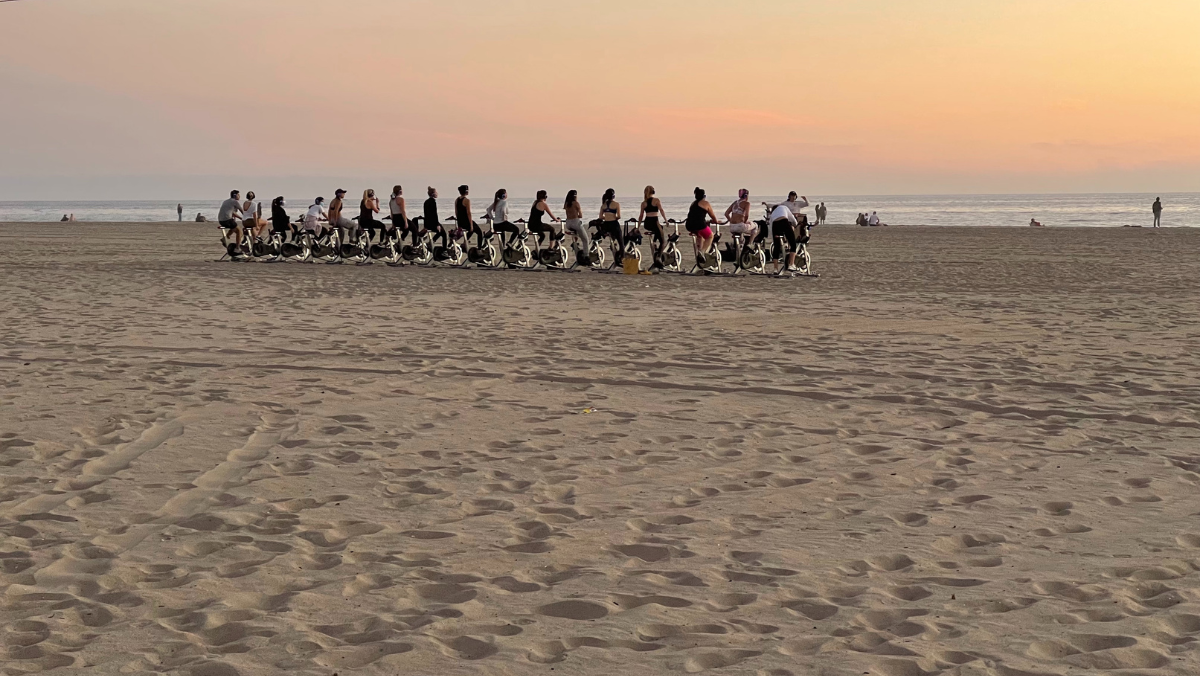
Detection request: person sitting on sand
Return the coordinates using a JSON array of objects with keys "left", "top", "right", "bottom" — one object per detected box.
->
[
  {"left": 856, "top": 213, "right": 867, "bottom": 227},
  {"left": 60, "top": 214, "right": 69, "bottom": 222},
  {"left": 868, "top": 211, "right": 885, "bottom": 227},
  {"left": 1029, "top": 218, "right": 1043, "bottom": 227},
  {"left": 195, "top": 213, "right": 208, "bottom": 223}
]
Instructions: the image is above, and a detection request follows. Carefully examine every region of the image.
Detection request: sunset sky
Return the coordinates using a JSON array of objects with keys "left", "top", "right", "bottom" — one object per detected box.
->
[{"left": 1, "top": 0, "right": 1198, "bottom": 199}]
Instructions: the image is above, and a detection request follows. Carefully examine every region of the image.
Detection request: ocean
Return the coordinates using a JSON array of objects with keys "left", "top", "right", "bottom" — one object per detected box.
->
[{"left": 0, "top": 193, "right": 1195, "bottom": 228}]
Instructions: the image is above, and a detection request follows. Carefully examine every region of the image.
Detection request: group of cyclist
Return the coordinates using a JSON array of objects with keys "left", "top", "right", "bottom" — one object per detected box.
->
[{"left": 219, "top": 184, "right": 815, "bottom": 273}]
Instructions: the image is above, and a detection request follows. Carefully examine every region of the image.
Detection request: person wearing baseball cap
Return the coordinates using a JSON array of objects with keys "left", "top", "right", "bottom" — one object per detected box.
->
[{"left": 329, "top": 189, "right": 356, "bottom": 242}]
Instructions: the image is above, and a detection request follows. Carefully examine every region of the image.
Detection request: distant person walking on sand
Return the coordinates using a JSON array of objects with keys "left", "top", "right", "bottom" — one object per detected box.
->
[
  {"left": 1153, "top": 197, "right": 1162, "bottom": 228},
  {"left": 177, "top": 203, "right": 183, "bottom": 222}
]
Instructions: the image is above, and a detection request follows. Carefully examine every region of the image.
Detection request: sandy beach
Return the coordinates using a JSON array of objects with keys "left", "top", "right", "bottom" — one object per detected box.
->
[{"left": 2, "top": 222, "right": 1199, "bottom": 676}]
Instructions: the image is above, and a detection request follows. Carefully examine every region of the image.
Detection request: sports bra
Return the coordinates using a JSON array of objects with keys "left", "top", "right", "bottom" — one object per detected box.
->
[
  {"left": 729, "top": 199, "right": 747, "bottom": 217},
  {"left": 645, "top": 198, "right": 659, "bottom": 214},
  {"left": 603, "top": 201, "right": 618, "bottom": 214}
]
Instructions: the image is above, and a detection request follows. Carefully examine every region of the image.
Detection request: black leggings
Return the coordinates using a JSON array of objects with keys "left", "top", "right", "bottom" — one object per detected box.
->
[
  {"left": 770, "top": 219, "right": 798, "bottom": 253},
  {"left": 426, "top": 222, "right": 448, "bottom": 248},
  {"left": 462, "top": 220, "right": 484, "bottom": 247},
  {"left": 495, "top": 221, "right": 521, "bottom": 246},
  {"left": 360, "top": 218, "right": 379, "bottom": 242},
  {"left": 643, "top": 218, "right": 665, "bottom": 253},
  {"left": 528, "top": 222, "right": 556, "bottom": 245},
  {"left": 598, "top": 220, "right": 624, "bottom": 250},
  {"left": 271, "top": 220, "right": 294, "bottom": 241}
]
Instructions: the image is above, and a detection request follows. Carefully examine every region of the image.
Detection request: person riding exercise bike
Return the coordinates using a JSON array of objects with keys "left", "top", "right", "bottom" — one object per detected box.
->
[
  {"left": 528, "top": 190, "right": 561, "bottom": 245},
  {"left": 486, "top": 188, "right": 521, "bottom": 246},
  {"left": 455, "top": 185, "right": 485, "bottom": 248},
  {"left": 685, "top": 187, "right": 722, "bottom": 264},
  {"left": 638, "top": 186, "right": 668, "bottom": 266},
  {"left": 760, "top": 202, "right": 803, "bottom": 273}
]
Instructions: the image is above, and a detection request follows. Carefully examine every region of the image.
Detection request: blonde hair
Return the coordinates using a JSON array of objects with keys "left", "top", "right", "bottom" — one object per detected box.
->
[{"left": 644, "top": 185, "right": 655, "bottom": 202}]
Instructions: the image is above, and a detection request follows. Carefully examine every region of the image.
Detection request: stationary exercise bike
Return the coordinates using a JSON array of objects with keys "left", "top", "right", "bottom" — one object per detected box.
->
[
  {"left": 368, "top": 225, "right": 404, "bottom": 264},
  {"left": 619, "top": 218, "right": 643, "bottom": 271},
  {"left": 281, "top": 224, "right": 314, "bottom": 262},
  {"left": 467, "top": 226, "right": 504, "bottom": 268},
  {"left": 433, "top": 218, "right": 468, "bottom": 266},
  {"left": 689, "top": 221, "right": 726, "bottom": 275},
  {"left": 217, "top": 222, "right": 252, "bottom": 261},
  {"left": 401, "top": 217, "right": 436, "bottom": 265},
  {"left": 527, "top": 220, "right": 570, "bottom": 269},
  {"left": 725, "top": 223, "right": 768, "bottom": 275},
  {"left": 650, "top": 220, "right": 684, "bottom": 273},
  {"left": 566, "top": 222, "right": 606, "bottom": 270},
  {"left": 339, "top": 224, "right": 370, "bottom": 264},
  {"left": 250, "top": 230, "right": 284, "bottom": 262},
  {"left": 309, "top": 227, "right": 342, "bottom": 263}
]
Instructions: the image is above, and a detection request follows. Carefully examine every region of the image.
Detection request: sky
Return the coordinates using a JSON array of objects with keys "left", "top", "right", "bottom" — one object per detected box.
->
[{"left": 1, "top": 0, "right": 1198, "bottom": 200}]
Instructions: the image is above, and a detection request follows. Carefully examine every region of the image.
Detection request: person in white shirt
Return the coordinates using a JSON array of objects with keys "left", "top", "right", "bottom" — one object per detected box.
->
[
  {"left": 304, "top": 197, "right": 328, "bottom": 235},
  {"left": 868, "top": 211, "right": 885, "bottom": 227},
  {"left": 242, "top": 191, "right": 263, "bottom": 239},
  {"left": 485, "top": 188, "right": 521, "bottom": 246},
  {"left": 780, "top": 191, "right": 809, "bottom": 217},
  {"left": 757, "top": 202, "right": 801, "bottom": 272}
]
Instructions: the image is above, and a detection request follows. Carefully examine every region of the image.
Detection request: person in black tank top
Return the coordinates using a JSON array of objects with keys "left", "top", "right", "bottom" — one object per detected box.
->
[
  {"left": 454, "top": 185, "right": 484, "bottom": 247},
  {"left": 527, "top": 190, "right": 559, "bottom": 244},
  {"left": 359, "top": 189, "right": 379, "bottom": 242},
  {"left": 639, "top": 185, "right": 666, "bottom": 261},
  {"left": 685, "top": 187, "right": 719, "bottom": 262}
]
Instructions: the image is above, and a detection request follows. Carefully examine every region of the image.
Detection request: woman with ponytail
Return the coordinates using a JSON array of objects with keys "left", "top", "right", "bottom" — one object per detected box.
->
[{"left": 597, "top": 188, "right": 624, "bottom": 256}]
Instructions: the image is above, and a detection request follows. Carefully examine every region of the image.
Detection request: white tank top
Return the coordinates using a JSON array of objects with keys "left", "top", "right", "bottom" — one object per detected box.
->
[{"left": 389, "top": 196, "right": 402, "bottom": 216}]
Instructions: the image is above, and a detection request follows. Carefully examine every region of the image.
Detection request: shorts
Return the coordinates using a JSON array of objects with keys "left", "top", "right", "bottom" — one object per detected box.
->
[
  {"left": 219, "top": 219, "right": 239, "bottom": 230},
  {"left": 728, "top": 221, "right": 756, "bottom": 236},
  {"left": 692, "top": 226, "right": 713, "bottom": 239}
]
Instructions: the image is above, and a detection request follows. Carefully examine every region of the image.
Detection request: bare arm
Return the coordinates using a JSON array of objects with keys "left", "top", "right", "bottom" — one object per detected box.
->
[
  {"left": 703, "top": 200, "right": 722, "bottom": 224},
  {"left": 638, "top": 201, "right": 646, "bottom": 224},
  {"left": 545, "top": 205, "right": 559, "bottom": 222}
]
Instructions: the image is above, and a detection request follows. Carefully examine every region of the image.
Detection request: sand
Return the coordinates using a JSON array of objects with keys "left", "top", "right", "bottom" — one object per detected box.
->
[{"left": 2, "top": 222, "right": 1199, "bottom": 676}]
